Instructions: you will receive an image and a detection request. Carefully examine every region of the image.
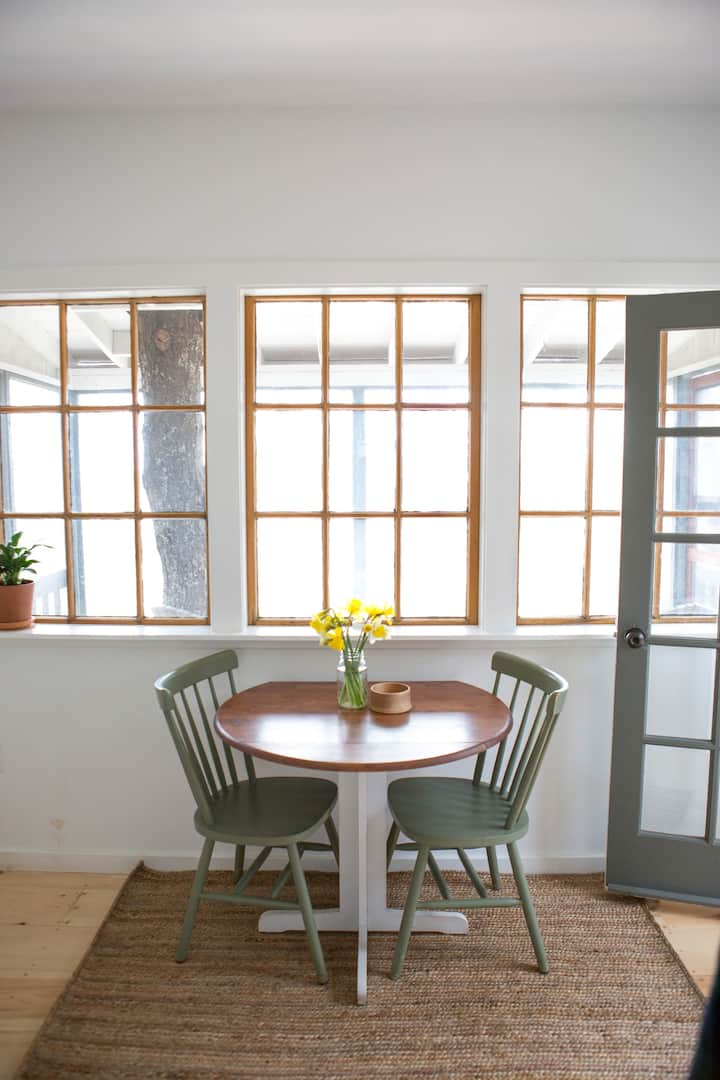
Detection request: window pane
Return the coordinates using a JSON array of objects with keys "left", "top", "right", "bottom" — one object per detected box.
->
[
  {"left": 4, "top": 518, "right": 67, "bottom": 616},
  {"left": 0, "top": 305, "right": 61, "bottom": 403},
  {"left": 518, "top": 516, "right": 585, "bottom": 619},
  {"left": 2, "top": 413, "right": 64, "bottom": 512},
  {"left": 522, "top": 299, "right": 588, "bottom": 403},
  {"left": 592, "top": 410, "right": 624, "bottom": 511},
  {"left": 69, "top": 412, "right": 134, "bottom": 512},
  {"left": 589, "top": 516, "right": 620, "bottom": 617},
  {"left": 255, "top": 301, "right": 321, "bottom": 404},
  {"left": 139, "top": 411, "right": 205, "bottom": 512},
  {"left": 402, "top": 301, "right": 469, "bottom": 404},
  {"left": 520, "top": 408, "right": 587, "bottom": 511},
  {"left": 655, "top": 541, "right": 719, "bottom": 617},
  {"left": 329, "top": 300, "right": 394, "bottom": 404},
  {"left": 401, "top": 518, "right": 467, "bottom": 617},
  {"left": 257, "top": 518, "right": 322, "bottom": 618},
  {"left": 329, "top": 411, "right": 395, "bottom": 512},
  {"left": 641, "top": 745, "right": 709, "bottom": 838},
  {"left": 137, "top": 304, "right": 204, "bottom": 406},
  {"left": 645, "top": 645, "right": 714, "bottom": 741},
  {"left": 663, "top": 328, "right": 720, "bottom": 406},
  {"left": 402, "top": 411, "right": 469, "bottom": 511},
  {"left": 72, "top": 519, "right": 136, "bottom": 617},
  {"left": 141, "top": 518, "right": 207, "bottom": 619},
  {"left": 658, "top": 515, "right": 720, "bottom": 534},
  {"left": 329, "top": 518, "right": 394, "bottom": 607},
  {"left": 67, "top": 305, "right": 132, "bottom": 403},
  {"left": 594, "top": 299, "right": 625, "bottom": 403},
  {"left": 255, "top": 410, "right": 322, "bottom": 512},
  {"left": 661, "top": 436, "right": 720, "bottom": 513}
]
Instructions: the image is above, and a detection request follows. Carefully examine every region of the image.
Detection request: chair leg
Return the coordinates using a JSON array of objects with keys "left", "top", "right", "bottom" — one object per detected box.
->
[
  {"left": 487, "top": 846, "right": 501, "bottom": 890},
  {"left": 325, "top": 815, "right": 340, "bottom": 866},
  {"left": 386, "top": 821, "right": 400, "bottom": 869},
  {"left": 176, "top": 837, "right": 214, "bottom": 962},
  {"left": 234, "top": 844, "right": 246, "bottom": 884},
  {"left": 427, "top": 851, "right": 452, "bottom": 899},
  {"left": 390, "top": 846, "right": 429, "bottom": 981},
  {"left": 287, "top": 842, "right": 328, "bottom": 985},
  {"left": 508, "top": 842, "right": 548, "bottom": 974}
]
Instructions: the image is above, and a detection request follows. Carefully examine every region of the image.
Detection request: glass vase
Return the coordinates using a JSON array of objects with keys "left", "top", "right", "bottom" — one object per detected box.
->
[{"left": 337, "top": 651, "right": 368, "bottom": 709}]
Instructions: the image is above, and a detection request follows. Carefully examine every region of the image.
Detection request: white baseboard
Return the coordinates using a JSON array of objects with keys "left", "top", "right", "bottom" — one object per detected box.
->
[{"left": 0, "top": 848, "right": 605, "bottom": 876}]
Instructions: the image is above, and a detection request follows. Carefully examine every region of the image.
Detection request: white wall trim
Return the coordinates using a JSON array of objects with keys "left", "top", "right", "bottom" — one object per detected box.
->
[{"left": 0, "top": 848, "right": 605, "bottom": 876}]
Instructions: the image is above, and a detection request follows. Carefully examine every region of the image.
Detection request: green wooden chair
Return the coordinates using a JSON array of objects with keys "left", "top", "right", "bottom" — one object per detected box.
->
[
  {"left": 154, "top": 650, "right": 339, "bottom": 984},
  {"left": 386, "top": 651, "right": 568, "bottom": 981}
]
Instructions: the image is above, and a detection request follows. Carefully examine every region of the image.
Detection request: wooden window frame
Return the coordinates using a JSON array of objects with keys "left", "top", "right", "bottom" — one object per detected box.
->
[
  {"left": 517, "top": 294, "right": 625, "bottom": 626},
  {"left": 245, "top": 294, "right": 481, "bottom": 626},
  {"left": 0, "top": 296, "right": 209, "bottom": 625}
]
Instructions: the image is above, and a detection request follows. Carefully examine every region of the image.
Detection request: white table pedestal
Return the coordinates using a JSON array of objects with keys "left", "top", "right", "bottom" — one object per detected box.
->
[{"left": 258, "top": 771, "right": 468, "bottom": 1004}]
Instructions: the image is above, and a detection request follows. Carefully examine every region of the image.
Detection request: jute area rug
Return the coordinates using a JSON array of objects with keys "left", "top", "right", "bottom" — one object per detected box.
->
[{"left": 17, "top": 867, "right": 703, "bottom": 1080}]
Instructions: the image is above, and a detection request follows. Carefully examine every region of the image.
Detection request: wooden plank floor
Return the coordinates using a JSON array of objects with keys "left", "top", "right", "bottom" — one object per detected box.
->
[{"left": 0, "top": 871, "right": 718, "bottom": 1079}]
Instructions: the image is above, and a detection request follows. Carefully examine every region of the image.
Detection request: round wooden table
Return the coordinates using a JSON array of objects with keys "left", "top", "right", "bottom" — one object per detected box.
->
[{"left": 215, "top": 680, "right": 512, "bottom": 1004}]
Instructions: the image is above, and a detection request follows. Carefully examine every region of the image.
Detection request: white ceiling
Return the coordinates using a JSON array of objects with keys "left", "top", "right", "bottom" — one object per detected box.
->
[{"left": 1, "top": 0, "right": 719, "bottom": 110}]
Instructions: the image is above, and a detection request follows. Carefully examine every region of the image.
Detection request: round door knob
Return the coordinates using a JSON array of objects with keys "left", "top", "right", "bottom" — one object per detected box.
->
[{"left": 624, "top": 627, "right": 647, "bottom": 649}]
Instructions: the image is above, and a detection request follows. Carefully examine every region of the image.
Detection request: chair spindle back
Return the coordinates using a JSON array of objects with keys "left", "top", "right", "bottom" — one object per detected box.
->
[
  {"left": 474, "top": 651, "right": 568, "bottom": 830},
  {"left": 154, "top": 650, "right": 254, "bottom": 825}
]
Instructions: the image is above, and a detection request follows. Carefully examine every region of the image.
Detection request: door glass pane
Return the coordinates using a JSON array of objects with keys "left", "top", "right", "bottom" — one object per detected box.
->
[
  {"left": 256, "top": 518, "right": 322, "bottom": 618},
  {"left": 328, "top": 411, "right": 395, "bottom": 512},
  {"left": 518, "top": 516, "right": 585, "bottom": 619},
  {"left": 645, "top": 645, "right": 715, "bottom": 741},
  {"left": 402, "top": 300, "right": 469, "bottom": 404},
  {"left": 255, "top": 301, "right": 321, "bottom": 404},
  {"left": 3, "top": 518, "right": 67, "bottom": 616},
  {"left": 641, "top": 745, "right": 709, "bottom": 838},
  {"left": 401, "top": 518, "right": 467, "bottom": 617},
  {"left": 329, "top": 518, "right": 394, "bottom": 607},
  {"left": 139, "top": 412, "right": 206, "bottom": 512},
  {"left": 329, "top": 300, "right": 395, "bottom": 404},
  {"left": 663, "top": 408, "right": 720, "bottom": 428},
  {"left": 137, "top": 304, "right": 204, "bottom": 406},
  {"left": 2, "top": 413, "right": 64, "bottom": 512},
  {"left": 663, "top": 328, "right": 720, "bottom": 407},
  {"left": 520, "top": 408, "right": 587, "bottom": 511},
  {"left": 658, "top": 515, "right": 720, "bottom": 535},
  {"left": 589, "top": 516, "right": 620, "bottom": 617},
  {"left": 522, "top": 298, "right": 588, "bottom": 402},
  {"left": 401, "top": 411, "right": 469, "bottom": 511},
  {"left": 69, "top": 412, "right": 134, "bottom": 512},
  {"left": 592, "top": 410, "right": 624, "bottom": 510},
  {"left": 0, "top": 305, "right": 61, "bottom": 402},
  {"left": 255, "top": 410, "right": 322, "bottom": 511},
  {"left": 72, "top": 519, "right": 136, "bottom": 617},
  {"left": 67, "top": 305, "right": 132, "bottom": 403},
  {"left": 141, "top": 518, "right": 207, "bottom": 619},
  {"left": 594, "top": 299, "right": 625, "bottom": 403},
  {"left": 660, "top": 436, "right": 720, "bottom": 513},
  {"left": 655, "top": 541, "right": 720, "bottom": 618}
]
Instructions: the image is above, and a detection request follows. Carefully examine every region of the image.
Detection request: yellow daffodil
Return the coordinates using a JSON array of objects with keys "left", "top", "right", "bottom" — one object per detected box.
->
[
  {"left": 323, "top": 627, "right": 345, "bottom": 651},
  {"left": 371, "top": 623, "right": 389, "bottom": 639},
  {"left": 346, "top": 597, "right": 363, "bottom": 616},
  {"left": 310, "top": 613, "right": 328, "bottom": 634}
]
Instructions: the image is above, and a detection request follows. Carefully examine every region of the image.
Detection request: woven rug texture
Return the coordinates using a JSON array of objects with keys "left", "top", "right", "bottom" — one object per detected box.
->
[{"left": 17, "top": 867, "right": 703, "bottom": 1080}]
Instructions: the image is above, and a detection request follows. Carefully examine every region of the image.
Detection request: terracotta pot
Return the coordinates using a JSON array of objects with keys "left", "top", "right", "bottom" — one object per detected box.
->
[{"left": 0, "top": 580, "right": 35, "bottom": 630}]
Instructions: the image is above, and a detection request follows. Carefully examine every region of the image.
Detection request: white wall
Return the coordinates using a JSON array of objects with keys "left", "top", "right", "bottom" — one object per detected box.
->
[{"left": 1, "top": 105, "right": 719, "bottom": 872}]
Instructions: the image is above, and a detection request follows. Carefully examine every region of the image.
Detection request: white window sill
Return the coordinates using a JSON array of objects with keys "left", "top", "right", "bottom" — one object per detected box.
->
[{"left": 6, "top": 622, "right": 618, "bottom": 647}]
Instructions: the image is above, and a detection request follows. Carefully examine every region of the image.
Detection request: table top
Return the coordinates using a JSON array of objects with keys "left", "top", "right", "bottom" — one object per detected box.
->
[{"left": 214, "top": 681, "right": 512, "bottom": 772}]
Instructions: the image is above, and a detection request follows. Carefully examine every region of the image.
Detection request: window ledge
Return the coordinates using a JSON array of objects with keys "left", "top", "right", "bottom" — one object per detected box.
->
[{"left": 7, "top": 622, "right": 618, "bottom": 647}]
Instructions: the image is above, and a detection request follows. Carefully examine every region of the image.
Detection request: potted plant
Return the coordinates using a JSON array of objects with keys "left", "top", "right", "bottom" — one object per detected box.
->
[{"left": 0, "top": 532, "right": 46, "bottom": 630}]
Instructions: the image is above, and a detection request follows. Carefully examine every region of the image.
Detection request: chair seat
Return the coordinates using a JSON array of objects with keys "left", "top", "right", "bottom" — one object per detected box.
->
[
  {"left": 388, "top": 777, "right": 528, "bottom": 849},
  {"left": 195, "top": 776, "right": 338, "bottom": 844}
]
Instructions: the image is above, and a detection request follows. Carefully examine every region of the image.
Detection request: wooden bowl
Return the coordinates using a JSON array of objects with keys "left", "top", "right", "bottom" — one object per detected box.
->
[{"left": 369, "top": 682, "right": 412, "bottom": 714}]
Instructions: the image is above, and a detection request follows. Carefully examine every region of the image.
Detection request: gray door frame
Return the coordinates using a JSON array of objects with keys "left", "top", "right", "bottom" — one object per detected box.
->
[{"left": 606, "top": 290, "right": 720, "bottom": 905}]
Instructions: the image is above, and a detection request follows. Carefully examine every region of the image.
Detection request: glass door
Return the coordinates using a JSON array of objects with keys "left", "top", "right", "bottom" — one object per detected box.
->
[{"left": 607, "top": 291, "right": 720, "bottom": 904}]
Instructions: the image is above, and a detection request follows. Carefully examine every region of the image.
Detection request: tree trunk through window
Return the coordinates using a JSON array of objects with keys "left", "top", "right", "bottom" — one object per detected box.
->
[{"left": 137, "top": 309, "right": 205, "bottom": 618}]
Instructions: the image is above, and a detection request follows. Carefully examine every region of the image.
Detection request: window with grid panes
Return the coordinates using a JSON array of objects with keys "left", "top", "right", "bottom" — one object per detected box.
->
[
  {"left": 0, "top": 298, "right": 209, "bottom": 623},
  {"left": 244, "top": 295, "right": 481, "bottom": 624},
  {"left": 518, "top": 296, "right": 626, "bottom": 623}
]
